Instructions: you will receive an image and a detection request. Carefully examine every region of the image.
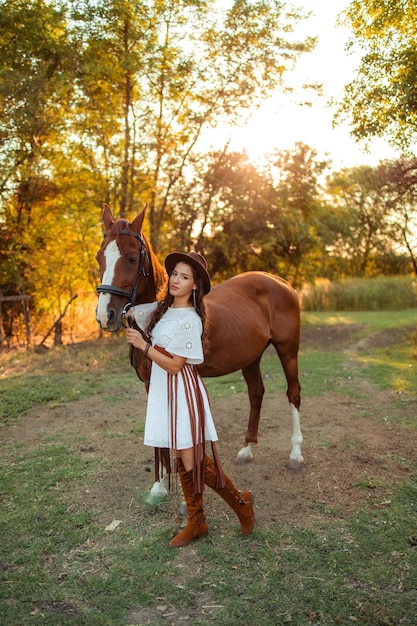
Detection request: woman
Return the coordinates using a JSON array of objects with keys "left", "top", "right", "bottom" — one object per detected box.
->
[{"left": 125, "top": 251, "right": 255, "bottom": 547}]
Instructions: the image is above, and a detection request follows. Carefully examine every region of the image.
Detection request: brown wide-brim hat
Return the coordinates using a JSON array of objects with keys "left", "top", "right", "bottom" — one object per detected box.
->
[{"left": 165, "top": 251, "right": 211, "bottom": 295}]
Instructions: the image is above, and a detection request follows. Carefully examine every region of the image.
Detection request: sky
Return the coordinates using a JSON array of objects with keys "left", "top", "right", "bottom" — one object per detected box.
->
[{"left": 208, "top": 0, "right": 401, "bottom": 169}]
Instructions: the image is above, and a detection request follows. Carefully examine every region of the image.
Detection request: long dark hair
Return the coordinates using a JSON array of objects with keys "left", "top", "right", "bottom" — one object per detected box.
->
[{"left": 145, "top": 265, "right": 207, "bottom": 340}]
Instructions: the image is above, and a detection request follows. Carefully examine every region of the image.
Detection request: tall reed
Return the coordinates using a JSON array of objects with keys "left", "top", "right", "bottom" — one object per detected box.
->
[{"left": 301, "top": 276, "right": 417, "bottom": 311}]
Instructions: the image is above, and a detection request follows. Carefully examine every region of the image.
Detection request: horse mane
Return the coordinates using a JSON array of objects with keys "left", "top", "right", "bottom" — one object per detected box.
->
[
  {"left": 144, "top": 234, "right": 167, "bottom": 294},
  {"left": 107, "top": 219, "right": 130, "bottom": 235}
]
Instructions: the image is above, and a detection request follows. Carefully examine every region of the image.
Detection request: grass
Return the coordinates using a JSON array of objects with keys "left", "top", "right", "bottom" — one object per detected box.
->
[
  {"left": 356, "top": 343, "right": 416, "bottom": 392},
  {"left": 2, "top": 310, "right": 415, "bottom": 417},
  {"left": 1, "top": 451, "right": 416, "bottom": 625},
  {"left": 205, "top": 309, "right": 417, "bottom": 399},
  {"left": 300, "top": 309, "right": 417, "bottom": 413},
  {"left": 2, "top": 439, "right": 416, "bottom": 626},
  {"left": 0, "top": 335, "right": 134, "bottom": 421},
  {"left": 1, "top": 310, "right": 417, "bottom": 625},
  {"left": 195, "top": 491, "right": 417, "bottom": 624},
  {"left": 301, "top": 308, "right": 417, "bottom": 332}
]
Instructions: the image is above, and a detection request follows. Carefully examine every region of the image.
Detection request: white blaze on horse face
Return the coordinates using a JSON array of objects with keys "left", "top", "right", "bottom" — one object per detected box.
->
[{"left": 96, "top": 240, "right": 121, "bottom": 328}]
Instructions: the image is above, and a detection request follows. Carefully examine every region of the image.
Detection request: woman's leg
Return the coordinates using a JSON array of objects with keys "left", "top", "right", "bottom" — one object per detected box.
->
[
  {"left": 204, "top": 454, "right": 255, "bottom": 535},
  {"left": 169, "top": 451, "right": 207, "bottom": 548},
  {"left": 178, "top": 447, "right": 194, "bottom": 471}
]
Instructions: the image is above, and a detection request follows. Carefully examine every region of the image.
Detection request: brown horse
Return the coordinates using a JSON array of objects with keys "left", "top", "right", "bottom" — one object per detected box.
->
[{"left": 96, "top": 205, "right": 303, "bottom": 476}]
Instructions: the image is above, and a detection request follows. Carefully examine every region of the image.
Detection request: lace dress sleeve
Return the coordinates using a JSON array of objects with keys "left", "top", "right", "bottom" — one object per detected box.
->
[
  {"left": 165, "top": 311, "right": 204, "bottom": 365},
  {"left": 131, "top": 302, "right": 158, "bottom": 332}
]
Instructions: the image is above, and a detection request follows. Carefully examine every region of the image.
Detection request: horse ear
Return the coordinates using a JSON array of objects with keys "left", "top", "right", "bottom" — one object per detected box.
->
[
  {"left": 103, "top": 203, "right": 114, "bottom": 230},
  {"left": 130, "top": 204, "right": 147, "bottom": 235}
]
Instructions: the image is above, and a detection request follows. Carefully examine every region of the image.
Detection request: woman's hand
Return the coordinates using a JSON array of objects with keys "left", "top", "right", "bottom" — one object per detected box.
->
[{"left": 125, "top": 327, "right": 147, "bottom": 351}]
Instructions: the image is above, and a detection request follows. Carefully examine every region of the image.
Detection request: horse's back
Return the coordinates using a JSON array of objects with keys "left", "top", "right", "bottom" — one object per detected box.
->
[
  {"left": 206, "top": 271, "right": 299, "bottom": 325},
  {"left": 200, "top": 271, "right": 300, "bottom": 376}
]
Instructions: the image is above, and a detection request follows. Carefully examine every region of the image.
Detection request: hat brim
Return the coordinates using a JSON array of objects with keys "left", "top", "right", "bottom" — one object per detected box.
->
[{"left": 165, "top": 252, "right": 211, "bottom": 294}]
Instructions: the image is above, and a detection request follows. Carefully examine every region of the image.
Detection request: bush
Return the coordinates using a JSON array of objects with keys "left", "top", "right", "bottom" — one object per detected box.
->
[{"left": 301, "top": 275, "right": 417, "bottom": 311}]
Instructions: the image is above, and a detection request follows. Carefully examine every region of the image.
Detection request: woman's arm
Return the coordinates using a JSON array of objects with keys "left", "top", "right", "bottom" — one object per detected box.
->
[{"left": 125, "top": 327, "right": 186, "bottom": 375}]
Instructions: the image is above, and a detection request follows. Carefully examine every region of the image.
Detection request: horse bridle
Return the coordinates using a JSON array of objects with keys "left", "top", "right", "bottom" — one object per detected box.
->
[{"left": 96, "top": 229, "right": 149, "bottom": 313}]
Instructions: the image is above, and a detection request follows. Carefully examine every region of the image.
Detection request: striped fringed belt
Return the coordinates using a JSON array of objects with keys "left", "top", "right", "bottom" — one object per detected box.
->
[{"left": 154, "top": 362, "right": 225, "bottom": 494}]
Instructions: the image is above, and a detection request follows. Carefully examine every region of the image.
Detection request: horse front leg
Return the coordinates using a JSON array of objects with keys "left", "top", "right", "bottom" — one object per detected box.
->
[
  {"left": 146, "top": 472, "right": 169, "bottom": 505},
  {"left": 145, "top": 448, "right": 170, "bottom": 506},
  {"left": 145, "top": 454, "right": 187, "bottom": 515},
  {"left": 234, "top": 360, "right": 264, "bottom": 464}
]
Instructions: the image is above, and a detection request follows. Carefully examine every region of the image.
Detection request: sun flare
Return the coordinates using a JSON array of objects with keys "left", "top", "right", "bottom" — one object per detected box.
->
[{"left": 200, "top": 0, "right": 399, "bottom": 169}]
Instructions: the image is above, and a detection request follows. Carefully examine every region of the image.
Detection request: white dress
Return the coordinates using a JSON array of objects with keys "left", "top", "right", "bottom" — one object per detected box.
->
[{"left": 132, "top": 303, "right": 218, "bottom": 450}]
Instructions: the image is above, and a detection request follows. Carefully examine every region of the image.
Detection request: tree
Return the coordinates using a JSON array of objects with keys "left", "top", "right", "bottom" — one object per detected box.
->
[
  {"left": 0, "top": 0, "right": 74, "bottom": 203},
  {"left": 324, "top": 165, "right": 395, "bottom": 276},
  {"left": 0, "top": 0, "right": 75, "bottom": 296},
  {"left": 263, "top": 143, "right": 329, "bottom": 286},
  {"left": 0, "top": 0, "right": 318, "bottom": 341},
  {"left": 377, "top": 157, "right": 417, "bottom": 274},
  {"left": 167, "top": 143, "right": 329, "bottom": 287},
  {"left": 72, "top": 0, "right": 316, "bottom": 249},
  {"left": 70, "top": 0, "right": 152, "bottom": 217},
  {"left": 337, "top": 0, "right": 417, "bottom": 149},
  {"left": 200, "top": 151, "right": 275, "bottom": 279}
]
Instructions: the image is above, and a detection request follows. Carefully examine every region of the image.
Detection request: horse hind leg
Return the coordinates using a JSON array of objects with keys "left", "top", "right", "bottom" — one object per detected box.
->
[
  {"left": 288, "top": 401, "right": 303, "bottom": 471},
  {"left": 234, "top": 358, "right": 264, "bottom": 465},
  {"left": 275, "top": 345, "right": 304, "bottom": 471}
]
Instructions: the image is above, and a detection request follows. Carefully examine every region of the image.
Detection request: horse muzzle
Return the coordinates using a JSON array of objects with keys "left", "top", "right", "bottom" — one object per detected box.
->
[
  {"left": 96, "top": 274, "right": 140, "bottom": 331},
  {"left": 96, "top": 290, "right": 126, "bottom": 331}
]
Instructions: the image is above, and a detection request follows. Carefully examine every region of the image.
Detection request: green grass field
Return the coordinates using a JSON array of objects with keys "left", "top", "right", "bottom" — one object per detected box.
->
[{"left": 1, "top": 310, "right": 416, "bottom": 625}]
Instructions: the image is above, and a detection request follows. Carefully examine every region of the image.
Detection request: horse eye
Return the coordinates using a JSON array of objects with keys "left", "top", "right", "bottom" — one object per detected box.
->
[{"left": 126, "top": 255, "right": 138, "bottom": 265}]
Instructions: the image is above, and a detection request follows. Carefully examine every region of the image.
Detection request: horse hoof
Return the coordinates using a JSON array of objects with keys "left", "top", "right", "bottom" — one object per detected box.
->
[
  {"left": 287, "top": 459, "right": 304, "bottom": 471},
  {"left": 234, "top": 454, "right": 254, "bottom": 465},
  {"left": 145, "top": 479, "right": 168, "bottom": 506},
  {"left": 234, "top": 443, "right": 254, "bottom": 465}
]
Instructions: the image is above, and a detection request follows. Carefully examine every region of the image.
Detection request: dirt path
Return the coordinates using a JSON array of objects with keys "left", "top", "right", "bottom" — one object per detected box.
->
[{"left": 3, "top": 325, "right": 416, "bottom": 532}]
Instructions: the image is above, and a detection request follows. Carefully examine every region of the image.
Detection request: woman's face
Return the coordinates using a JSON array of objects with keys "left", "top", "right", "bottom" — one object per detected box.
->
[{"left": 169, "top": 262, "right": 197, "bottom": 299}]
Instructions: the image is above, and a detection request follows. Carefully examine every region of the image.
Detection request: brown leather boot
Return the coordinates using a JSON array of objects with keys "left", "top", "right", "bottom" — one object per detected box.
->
[
  {"left": 204, "top": 454, "right": 255, "bottom": 535},
  {"left": 169, "top": 461, "right": 208, "bottom": 548}
]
